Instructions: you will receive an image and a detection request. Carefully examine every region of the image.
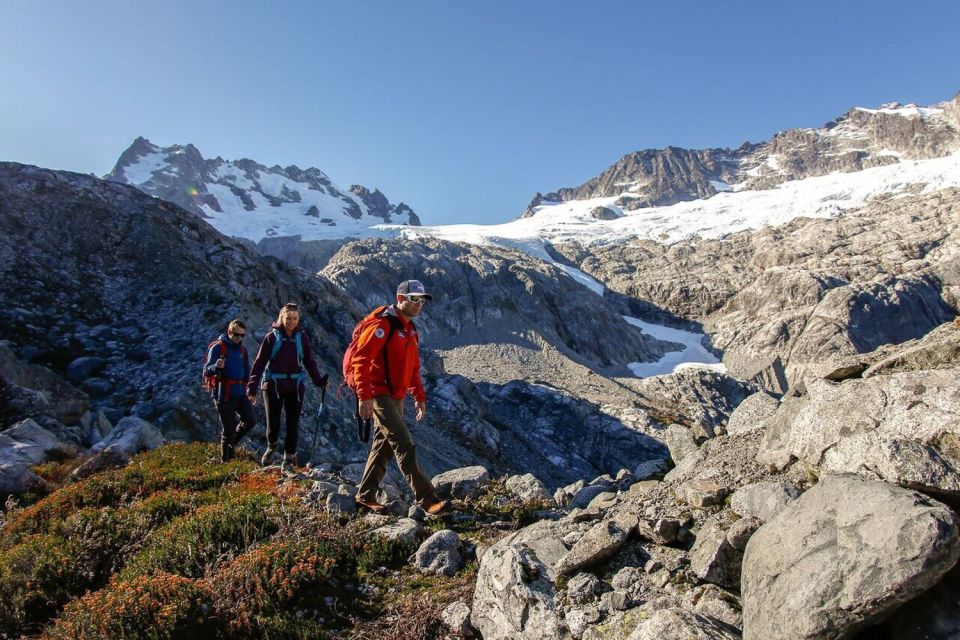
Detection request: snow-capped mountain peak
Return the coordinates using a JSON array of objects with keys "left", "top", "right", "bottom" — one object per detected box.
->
[{"left": 105, "top": 138, "right": 420, "bottom": 241}]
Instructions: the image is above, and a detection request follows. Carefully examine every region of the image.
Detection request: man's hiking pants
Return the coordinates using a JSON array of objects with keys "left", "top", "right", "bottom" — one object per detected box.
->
[
  {"left": 357, "top": 396, "right": 438, "bottom": 506},
  {"left": 217, "top": 393, "right": 256, "bottom": 461}
]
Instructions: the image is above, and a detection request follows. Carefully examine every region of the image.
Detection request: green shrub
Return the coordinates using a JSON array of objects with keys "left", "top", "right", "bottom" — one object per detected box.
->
[
  {"left": 42, "top": 572, "right": 216, "bottom": 640},
  {"left": 1, "top": 444, "right": 255, "bottom": 547},
  {"left": 211, "top": 539, "right": 340, "bottom": 634},
  {"left": 0, "top": 534, "right": 91, "bottom": 638},
  {"left": 119, "top": 492, "right": 280, "bottom": 580}
]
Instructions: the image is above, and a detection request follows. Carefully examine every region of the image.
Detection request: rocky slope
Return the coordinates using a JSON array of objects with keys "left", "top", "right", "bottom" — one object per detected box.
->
[
  {"left": 553, "top": 186, "right": 960, "bottom": 390},
  {"left": 525, "top": 94, "right": 960, "bottom": 214},
  {"left": 105, "top": 137, "right": 419, "bottom": 239},
  {"left": 465, "top": 321, "right": 960, "bottom": 640}
]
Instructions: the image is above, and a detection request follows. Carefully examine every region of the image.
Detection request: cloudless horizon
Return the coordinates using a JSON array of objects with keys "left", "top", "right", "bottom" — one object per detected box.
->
[{"left": 2, "top": 1, "right": 959, "bottom": 225}]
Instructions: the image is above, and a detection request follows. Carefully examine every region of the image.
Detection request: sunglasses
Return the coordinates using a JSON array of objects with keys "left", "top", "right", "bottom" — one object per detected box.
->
[
  {"left": 405, "top": 295, "right": 428, "bottom": 305},
  {"left": 230, "top": 332, "right": 245, "bottom": 338},
  {"left": 282, "top": 303, "right": 299, "bottom": 310}
]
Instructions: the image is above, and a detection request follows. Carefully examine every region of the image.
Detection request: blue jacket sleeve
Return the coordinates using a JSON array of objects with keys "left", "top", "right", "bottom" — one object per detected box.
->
[{"left": 203, "top": 343, "right": 222, "bottom": 376}]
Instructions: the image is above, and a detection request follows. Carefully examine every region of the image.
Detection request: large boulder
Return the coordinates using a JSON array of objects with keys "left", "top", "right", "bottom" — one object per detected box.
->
[
  {"left": 505, "top": 473, "right": 552, "bottom": 502},
  {"left": 627, "top": 608, "right": 741, "bottom": 640},
  {"left": 664, "top": 423, "right": 700, "bottom": 464},
  {"left": 557, "top": 514, "right": 638, "bottom": 576},
  {"left": 758, "top": 369, "right": 960, "bottom": 496},
  {"left": 725, "top": 391, "right": 780, "bottom": 436},
  {"left": 742, "top": 474, "right": 960, "bottom": 640},
  {"left": 729, "top": 481, "right": 802, "bottom": 523},
  {"left": 412, "top": 529, "right": 463, "bottom": 577},
  {"left": 370, "top": 518, "right": 424, "bottom": 546},
  {"left": 432, "top": 465, "right": 490, "bottom": 500},
  {"left": 0, "top": 418, "right": 63, "bottom": 493},
  {"left": 89, "top": 416, "right": 163, "bottom": 457},
  {"left": 471, "top": 519, "right": 570, "bottom": 639},
  {"left": 689, "top": 515, "right": 742, "bottom": 590}
]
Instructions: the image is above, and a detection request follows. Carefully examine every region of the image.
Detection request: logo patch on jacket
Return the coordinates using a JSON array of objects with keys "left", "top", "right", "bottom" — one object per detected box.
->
[
  {"left": 374, "top": 328, "right": 385, "bottom": 339},
  {"left": 396, "top": 331, "right": 406, "bottom": 338}
]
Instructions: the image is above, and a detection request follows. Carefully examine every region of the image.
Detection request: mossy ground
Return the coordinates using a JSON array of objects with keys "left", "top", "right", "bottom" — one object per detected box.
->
[{"left": 0, "top": 443, "right": 538, "bottom": 639}]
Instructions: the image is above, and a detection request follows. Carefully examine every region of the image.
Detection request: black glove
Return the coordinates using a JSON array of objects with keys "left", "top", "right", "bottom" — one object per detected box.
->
[{"left": 320, "top": 373, "right": 329, "bottom": 389}]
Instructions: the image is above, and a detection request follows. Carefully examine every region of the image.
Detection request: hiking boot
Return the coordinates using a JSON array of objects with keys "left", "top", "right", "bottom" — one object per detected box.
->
[
  {"left": 280, "top": 454, "right": 296, "bottom": 475},
  {"left": 423, "top": 499, "right": 451, "bottom": 516},
  {"left": 355, "top": 497, "right": 387, "bottom": 514},
  {"left": 261, "top": 445, "right": 278, "bottom": 466}
]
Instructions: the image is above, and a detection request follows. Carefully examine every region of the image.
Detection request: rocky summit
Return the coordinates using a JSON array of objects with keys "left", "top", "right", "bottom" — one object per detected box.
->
[
  {"left": 105, "top": 137, "right": 420, "bottom": 240},
  {"left": 2, "top": 91, "right": 960, "bottom": 639}
]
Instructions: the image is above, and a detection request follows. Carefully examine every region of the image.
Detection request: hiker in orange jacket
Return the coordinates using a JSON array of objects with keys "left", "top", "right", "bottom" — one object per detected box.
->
[{"left": 353, "top": 280, "right": 449, "bottom": 515}]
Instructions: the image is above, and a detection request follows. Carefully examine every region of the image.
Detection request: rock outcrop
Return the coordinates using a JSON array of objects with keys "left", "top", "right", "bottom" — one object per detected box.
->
[{"left": 742, "top": 474, "right": 960, "bottom": 640}]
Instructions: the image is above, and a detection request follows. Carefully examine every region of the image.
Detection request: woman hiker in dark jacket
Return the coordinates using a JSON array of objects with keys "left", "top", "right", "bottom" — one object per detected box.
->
[{"left": 247, "top": 303, "right": 328, "bottom": 472}]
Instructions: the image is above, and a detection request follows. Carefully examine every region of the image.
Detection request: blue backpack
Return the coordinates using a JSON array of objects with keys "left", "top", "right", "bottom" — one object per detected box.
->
[{"left": 262, "top": 328, "right": 307, "bottom": 384}]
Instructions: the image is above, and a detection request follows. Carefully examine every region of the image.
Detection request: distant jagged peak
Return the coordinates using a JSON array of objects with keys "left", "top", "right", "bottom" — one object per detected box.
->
[
  {"left": 105, "top": 138, "right": 420, "bottom": 241},
  {"left": 523, "top": 91, "right": 960, "bottom": 217}
]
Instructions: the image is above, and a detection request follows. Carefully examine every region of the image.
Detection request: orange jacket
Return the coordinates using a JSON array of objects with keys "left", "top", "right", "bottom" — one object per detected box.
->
[{"left": 352, "top": 306, "right": 425, "bottom": 402}]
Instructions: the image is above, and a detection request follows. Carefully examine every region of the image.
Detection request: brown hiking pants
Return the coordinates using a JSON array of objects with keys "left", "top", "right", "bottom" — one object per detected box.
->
[{"left": 357, "top": 396, "right": 438, "bottom": 506}]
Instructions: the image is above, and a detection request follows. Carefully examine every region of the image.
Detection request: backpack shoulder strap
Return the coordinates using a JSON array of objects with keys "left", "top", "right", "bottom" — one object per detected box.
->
[{"left": 377, "top": 307, "right": 404, "bottom": 395}]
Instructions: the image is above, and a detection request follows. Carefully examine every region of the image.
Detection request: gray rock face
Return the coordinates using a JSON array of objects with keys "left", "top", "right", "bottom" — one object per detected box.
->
[
  {"left": 505, "top": 473, "right": 552, "bottom": 502},
  {"left": 862, "top": 322, "right": 960, "bottom": 378},
  {"left": 664, "top": 424, "right": 700, "bottom": 465},
  {"left": 675, "top": 479, "right": 730, "bottom": 508},
  {"left": 325, "top": 492, "right": 357, "bottom": 514},
  {"left": 628, "top": 607, "right": 741, "bottom": 640},
  {"left": 566, "top": 572, "right": 601, "bottom": 605},
  {"left": 413, "top": 529, "right": 463, "bottom": 577},
  {"left": 633, "top": 369, "right": 758, "bottom": 433},
  {"left": 557, "top": 514, "right": 638, "bottom": 576},
  {"left": 0, "top": 419, "right": 63, "bottom": 493},
  {"left": 563, "top": 187, "right": 960, "bottom": 394},
  {"left": 369, "top": 518, "right": 424, "bottom": 546},
  {"left": 471, "top": 519, "right": 571, "bottom": 639},
  {"left": 690, "top": 515, "right": 743, "bottom": 589},
  {"left": 432, "top": 466, "right": 490, "bottom": 500},
  {"left": 441, "top": 601, "right": 473, "bottom": 636},
  {"left": 729, "top": 481, "right": 802, "bottom": 523},
  {"left": 725, "top": 392, "right": 780, "bottom": 436},
  {"left": 742, "top": 474, "right": 960, "bottom": 640},
  {"left": 569, "top": 484, "right": 612, "bottom": 510},
  {"left": 758, "top": 368, "right": 960, "bottom": 496},
  {"left": 90, "top": 416, "right": 163, "bottom": 457},
  {"left": 65, "top": 357, "right": 107, "bottom": 383},
  {"left": 323, "top": 237, "right": 673, "bottom": 371}
]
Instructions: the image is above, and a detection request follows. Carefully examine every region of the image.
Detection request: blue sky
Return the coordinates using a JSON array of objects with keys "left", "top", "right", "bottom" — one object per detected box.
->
[{"left": 2, "top": 1, "right": 958, "bottom": 225}]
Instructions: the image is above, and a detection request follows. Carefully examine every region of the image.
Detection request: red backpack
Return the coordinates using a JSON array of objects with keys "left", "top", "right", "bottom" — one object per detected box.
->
[{"left": 341, "top": 305, "right": 408, "bottom": 394}]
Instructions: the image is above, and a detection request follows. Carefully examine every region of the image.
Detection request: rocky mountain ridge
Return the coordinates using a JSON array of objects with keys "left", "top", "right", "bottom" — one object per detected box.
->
[
  {"left": 105, "top": 137, "right": 420, "bottom": 239},
  {"left": 0, "top": 162, "right": 683, "bottom": 500},
  {"left": 524, "top": 93, "right": 960, "bottom": 215},
  {"left": 553, "top": 185, "right": 960, "bottom": 391}
]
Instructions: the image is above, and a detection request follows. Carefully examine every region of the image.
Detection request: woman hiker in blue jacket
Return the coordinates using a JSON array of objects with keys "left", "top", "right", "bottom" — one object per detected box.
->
[
  {"left": 203, "top": 319, "right": 257, "bottom": 462},
  {"left": 247, "top": 303, "right": 328, "bottom": 473}
]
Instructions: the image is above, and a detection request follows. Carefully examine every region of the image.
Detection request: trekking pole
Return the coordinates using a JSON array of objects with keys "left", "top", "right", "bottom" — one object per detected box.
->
[{"left": 308, "top": 385, "right": 326, "bottom": 465}]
